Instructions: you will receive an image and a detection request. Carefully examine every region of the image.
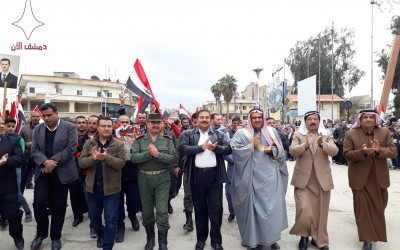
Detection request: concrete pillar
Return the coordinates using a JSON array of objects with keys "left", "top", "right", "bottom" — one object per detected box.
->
[
  {"left": 88, "top": 103, "right": 90, "bottom": 113},
  {"left": 27, "top": 100, "right": 31, "bottom": 111},
  {"left": 69, "top": 101, "right": 75, "bottom": 113}
]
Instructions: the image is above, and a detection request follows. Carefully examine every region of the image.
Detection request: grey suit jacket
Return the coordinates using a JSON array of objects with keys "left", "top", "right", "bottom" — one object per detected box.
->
[{"left": 31, "top": 119, "right": 78, "bottom": 184}]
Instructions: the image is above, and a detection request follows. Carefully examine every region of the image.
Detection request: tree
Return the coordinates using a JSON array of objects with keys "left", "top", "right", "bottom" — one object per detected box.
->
[
  {"left": 286, "top": 27, "right": 365, "bottom": 97},
  {"left": 210, "top": 74, "right": 238, "bottom": 119},
  {"left": 376, "top": 15, "right": 400, "bottom": 114},
  {"left": 218, "top": 74, "right": 238, "bottom": 120},
  {"left": 210, "top": 81, "right": 223, "bottom": 114}
]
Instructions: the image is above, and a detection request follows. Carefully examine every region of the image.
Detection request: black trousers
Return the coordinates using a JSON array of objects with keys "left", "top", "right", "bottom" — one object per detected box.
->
[
  {"left": 175, "top": 171, "right": 183, "bottom": 193},
  {"left": 169, "top": 167, "right": 177, "bottom": 201},
  {"left": 21, "top": 157, "right": 35, "bottom": 194},
  {"left": 118, "top": 178, "right": 142, "bottom": 227},
  {"left": 0, "top": 191, "right": 23, "bottom": 239},
  {"left": 191, "top": 168, "right": 223, "bottom": 244},
  {"left": 33, "top": 172, "right": 69, "bottom": 240},
  {"left": 69, "top": 176, "right": 88, "bottom": 220}
]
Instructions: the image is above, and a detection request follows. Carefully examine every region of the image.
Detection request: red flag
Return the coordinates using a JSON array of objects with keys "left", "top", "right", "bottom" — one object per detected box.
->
[
  {"left": 132, "top": 97, "right": 150, "bottom": 122},
  {"left": 134, "top": 59, "right": 161, "bottom": 113},
  {"left": 9, "top": 101, "right": 17, "bottom": 119},
  {"left": 179, "top": 104, "right": 192, "bottom": 120},
  {"left": 195, "top": 107, "right": 199, "bottom": 113},
  {"left": 33, "top": 105, "right": 44, "bottom": 123}
]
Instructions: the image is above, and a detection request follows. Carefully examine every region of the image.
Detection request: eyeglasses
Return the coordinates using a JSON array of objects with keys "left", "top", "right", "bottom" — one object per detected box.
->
[{"left": 98, "top": 125, "right": 113, "bottom": 129}]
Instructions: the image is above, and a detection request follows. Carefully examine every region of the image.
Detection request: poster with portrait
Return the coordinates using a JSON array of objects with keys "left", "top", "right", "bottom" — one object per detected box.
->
[{"left": 0, "top": 53, "right": 20, "bottom": 89}]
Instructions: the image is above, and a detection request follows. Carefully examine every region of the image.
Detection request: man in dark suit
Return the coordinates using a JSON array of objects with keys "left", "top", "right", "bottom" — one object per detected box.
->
[
  {"left": 0, "top": 116, "right": 25, "bottom": 250},
  {"left": 31, "top": 103, "right": 79, "bottom": 250},
  {"left": 1, "top": 58, "right": 18, "bottom": 88},
  {"left": 179, "top": 109, "right": 232, "bottom": 250}
]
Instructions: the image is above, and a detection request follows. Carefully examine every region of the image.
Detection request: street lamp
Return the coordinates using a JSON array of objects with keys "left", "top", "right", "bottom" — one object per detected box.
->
[
  {"left": 253, "top": 68, "right": 263, "bottom": 109},
  {"left": 233, "top": 91, "right": 238, "bottom": 118},
  {"left": 103, "top": 90, "right": 109, "bottom": 117},
  {"left": 370, "top": 0, "right": 380, "bottom": 108}
]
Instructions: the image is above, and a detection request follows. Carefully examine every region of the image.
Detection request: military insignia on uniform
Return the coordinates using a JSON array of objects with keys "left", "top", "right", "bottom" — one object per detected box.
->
[
  {"left": 163, "top": 134, "right": 172, "bottom": 140},
  {"left": 136, "top": 134, "right": 145, "bottom": 140}
]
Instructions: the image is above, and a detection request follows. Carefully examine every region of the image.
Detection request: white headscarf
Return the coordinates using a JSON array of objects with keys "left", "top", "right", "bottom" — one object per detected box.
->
[
  {"left": 298, "top": 111, "right": 328, "bottom": 136},
  {"left": 245, "top": 108, "right": 274, "bottom": 145},
  {"left": 352, "top": 109, "right": 382, "bottom": 129}
]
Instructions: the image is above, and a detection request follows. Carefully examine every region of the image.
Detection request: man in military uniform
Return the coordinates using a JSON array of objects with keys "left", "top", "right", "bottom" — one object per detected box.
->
[{"left": 131, "top": 113, "right": 177, "bottom": 250}]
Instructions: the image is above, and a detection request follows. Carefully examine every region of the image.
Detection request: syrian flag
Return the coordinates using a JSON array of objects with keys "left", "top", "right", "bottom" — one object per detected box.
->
[
  {"left": 32, "top": 105, "right": 44, "bottom": 123},
  {"left": 15, "top": 98, "right": 26, "bottom": 134},
  {"left": 126, "top": 59, "right": 161, "bottom": 113},
  {"left": 179, "top": 104, "right": 192, "bottom": 120},
  {"left": 132, "top": 97, "right": 150, "bottom": 123}
]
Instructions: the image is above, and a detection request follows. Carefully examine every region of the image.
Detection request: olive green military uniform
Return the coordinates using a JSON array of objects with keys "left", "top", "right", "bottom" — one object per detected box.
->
[{"left": 131, "top": 133, "right": 177, "bottom": 230}]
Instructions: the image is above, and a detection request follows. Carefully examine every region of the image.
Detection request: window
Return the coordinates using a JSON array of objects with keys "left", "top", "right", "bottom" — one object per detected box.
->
[
  {"left": 57, "top": 89, "right": 62, "bottom": 94},
  {"left": 97, "top": 91, "right": 102, "bottom": 97},
  {"left": 243, "top": 106, "right": 247, "bottom": 110},
  {"left": 77, "top": 90, "right": 82, "bottom": 95},
  {"left": 243, "top": 116, "right": 247, "bottom": 120},
  {"left": 107, "top": 92, "right": 112, "bottom": 98},
  {"left": 29, "top": 87, "right": 35, "bottom": 93}
]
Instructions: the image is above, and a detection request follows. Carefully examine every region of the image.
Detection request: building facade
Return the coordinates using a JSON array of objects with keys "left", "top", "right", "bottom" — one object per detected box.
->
[{"left": 18, "top": 73, "right": 138, "bottom": 118}]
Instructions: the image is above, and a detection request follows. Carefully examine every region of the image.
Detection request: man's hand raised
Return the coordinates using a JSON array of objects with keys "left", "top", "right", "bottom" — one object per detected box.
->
[{"left": 202, "top": 137, "right": 211, "bottom": 151}]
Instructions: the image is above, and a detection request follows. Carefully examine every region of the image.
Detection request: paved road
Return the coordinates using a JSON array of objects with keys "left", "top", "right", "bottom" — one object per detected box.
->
[{"left": 1, "top": 161, "right": 400, "bottom": 249}]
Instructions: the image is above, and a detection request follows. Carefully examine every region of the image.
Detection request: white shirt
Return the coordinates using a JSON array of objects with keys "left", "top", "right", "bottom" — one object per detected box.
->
[{"left": 195, "top": 129, "right": 217, "bottom": 168}]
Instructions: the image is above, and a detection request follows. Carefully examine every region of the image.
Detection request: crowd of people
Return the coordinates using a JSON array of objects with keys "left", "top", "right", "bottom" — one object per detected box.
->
[{"left": 0, "top": 98, "right": 398, "bottom": 250}]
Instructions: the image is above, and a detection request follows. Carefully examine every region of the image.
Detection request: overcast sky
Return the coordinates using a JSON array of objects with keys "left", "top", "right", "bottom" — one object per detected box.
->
[{"left": 1, "top": 0, "right": 399, "bottom": 112}]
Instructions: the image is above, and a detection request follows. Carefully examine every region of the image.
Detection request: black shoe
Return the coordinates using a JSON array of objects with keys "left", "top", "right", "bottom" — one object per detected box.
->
[
  {"left": 14, "top": 237, "right": 24, "bottom": 250},
  {"left": 211, "top": 242, "right": 224, "bottom": 250},
  {"left": 51, "top": 239, "right": 62, "bottom": 250},
  {"left": 90, "top": 227, "right": 97, "bottom": 238},
  {"left": 228, "top": 214, "right": 235, "bottom": 222},
  {"left": 362, "top": 242, "right": 372, "bottom": 250},
  {"left": 298, "top": 236, "right": 309, "bottom": 250},
  {"left": 115, "top": 227, "right": 125, "bottom": 243},
  {"left": 271, "top": 242, "right": 281, "bottom": 249},
  {"left": 168, "top": 202, "right": 173, "bottom": 214},
  {"left": 97, "top": 237, "right": 103, "bottom": 248},
  {"left": 72, "top": 218, "right": 83, "bottom": 227},
  {"left": 129, "top": 214, "right": 140, "bottom": 231},
  {"left": 31, "top": 236, "right": 47, "bottom": 250},
  {"left": 26, "top": 184, "right": 34, "bottom": 189},
  {"left": 195, "top": 241, "right": 206, "bottom": 250},
  {"left": 183, "top": 210, "right": 194, "bottom": 231},
  {"left": 1, "top": 220, "right": 8, "bottom": 231}
]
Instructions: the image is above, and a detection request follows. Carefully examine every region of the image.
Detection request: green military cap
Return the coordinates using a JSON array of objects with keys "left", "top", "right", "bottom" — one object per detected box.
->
[{"left": 147, "top": 113, "right": 162, "bottom": 122}]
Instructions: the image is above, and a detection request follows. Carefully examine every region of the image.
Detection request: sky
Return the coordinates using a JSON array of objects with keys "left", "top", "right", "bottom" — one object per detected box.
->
[{"left": 1, "top": 0, "right": 399, "bottom": 112}]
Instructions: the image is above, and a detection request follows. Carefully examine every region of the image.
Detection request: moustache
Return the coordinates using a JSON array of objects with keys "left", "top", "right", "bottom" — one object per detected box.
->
[{"left": 310, "top": 123, "right": 316, "bottom": 126}]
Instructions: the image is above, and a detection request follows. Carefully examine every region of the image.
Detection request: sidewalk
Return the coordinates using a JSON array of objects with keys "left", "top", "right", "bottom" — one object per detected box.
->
[{"left": 1, "top": 161, "right": 400, "bottom": 249}]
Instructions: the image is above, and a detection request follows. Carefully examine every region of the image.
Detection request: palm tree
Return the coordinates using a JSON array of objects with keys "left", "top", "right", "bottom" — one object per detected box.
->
[
  {"left": 210, "top": 82, "right": 223, "bottom": 114},
  {"left": 218, "top": 74, "right": 238, "bottom": 120}
]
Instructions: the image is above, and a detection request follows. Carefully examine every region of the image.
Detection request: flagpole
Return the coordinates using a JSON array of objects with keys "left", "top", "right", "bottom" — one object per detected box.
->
[{"left": 2, "top": 82, "right": 7, "bottom": 117}]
